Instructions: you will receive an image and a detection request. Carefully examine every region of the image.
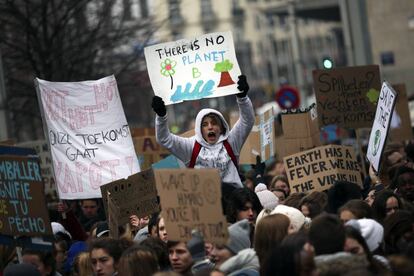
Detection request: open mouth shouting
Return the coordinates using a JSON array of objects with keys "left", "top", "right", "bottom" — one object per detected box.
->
[{"left": 206, "top": 131, "right": 218, "bottom": 143}]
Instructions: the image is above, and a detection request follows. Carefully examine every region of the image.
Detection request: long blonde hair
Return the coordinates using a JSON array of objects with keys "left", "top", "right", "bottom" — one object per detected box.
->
[{"left": 73, "top": 252, "right": 93, "bottom": 276}]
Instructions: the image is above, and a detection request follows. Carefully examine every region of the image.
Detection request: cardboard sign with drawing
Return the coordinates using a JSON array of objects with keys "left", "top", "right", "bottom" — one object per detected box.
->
[
  {"left": 367, "top": 82, "right": 398, "bottom": 172},
  {"left": 313, "top": 65, "right": 381, "bottom": 129},
  {"left": 145, "top": 31, "right": 241, "bottom": 105}
]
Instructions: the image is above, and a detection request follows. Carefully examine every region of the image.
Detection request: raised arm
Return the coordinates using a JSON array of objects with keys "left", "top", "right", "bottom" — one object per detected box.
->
[
  {"left": 228, "top": 75, "right": 255, "bottom": 152},
  {"left": 152, "top": 96, "right": 194, "bottom": 163}
]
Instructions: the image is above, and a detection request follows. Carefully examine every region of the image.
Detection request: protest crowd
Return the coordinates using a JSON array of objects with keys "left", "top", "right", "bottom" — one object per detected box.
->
[{"left": 1, "top": 32, "right": 414, "bottom": 276}]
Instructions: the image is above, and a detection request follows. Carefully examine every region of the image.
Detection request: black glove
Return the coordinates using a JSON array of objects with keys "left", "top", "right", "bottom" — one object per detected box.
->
[
  {"left": 151, "top": 96, "right": 166, "bottom": 117},
  {"left": 237, "top": 75, "right": 249, "bottom": 98},
  {"left": 252, "top": 155, "right": 266, "bottom": 185}
]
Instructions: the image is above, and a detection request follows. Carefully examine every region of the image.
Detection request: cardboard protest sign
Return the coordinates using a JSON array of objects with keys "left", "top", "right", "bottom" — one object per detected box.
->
[
  {"left": 274, "top": 136, "right": 286, "bottom": 160},
  {"left": 145, "top": 31, "right": 241, "bottom": 105},
  {"left": 367, "top": 82, "right": 398, "bottom": 172},
  {"left": 132, "top": 128, "right": 169, "bottom": 170},
  {"left": 107, "top": 192, "right": 119, "bottom": 238},
  {"left": 17, "top": 140, "right": 58, "bottom": 203},
  {"left": 284, "top": 145, "right": 362, "bottom": 194},
  {"left": 35, "top": 75, "right": 140, "bottom": 199},
  {"left": 230, "top": 107, "right": 275, "bottom": 164},
  {"left": 313, "top": 65, "right": 381, "bottom": 129},
  {"left": 101, "top": 169, "right": 160, "bottom": 225},
  {"left": 0, "top": 155, "right": 52, "bottom": 236},
  {"left": 281, "top": 105, "right": 321, "bottom": 157},
  {"left": 154, "top": 168, "right": 228, "bottom": 244},
  {"left": 389, "top": 84, "right": 412, "bottom": 142}
]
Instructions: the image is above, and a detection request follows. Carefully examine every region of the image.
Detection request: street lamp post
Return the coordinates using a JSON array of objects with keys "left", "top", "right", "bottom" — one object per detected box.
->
[{"left": 288, "top": 0, "right": 307, "bottom": 108}]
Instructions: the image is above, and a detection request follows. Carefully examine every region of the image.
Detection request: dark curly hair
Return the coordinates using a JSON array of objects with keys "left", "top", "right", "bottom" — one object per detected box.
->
[{"left": 225, "top": 188, "right": 262, "bottom": 223}]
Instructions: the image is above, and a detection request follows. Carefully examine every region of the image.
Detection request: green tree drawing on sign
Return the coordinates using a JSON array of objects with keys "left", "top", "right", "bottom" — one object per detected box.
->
[{"left": 214, "top": 59, "right": 235, "bottom": 87}]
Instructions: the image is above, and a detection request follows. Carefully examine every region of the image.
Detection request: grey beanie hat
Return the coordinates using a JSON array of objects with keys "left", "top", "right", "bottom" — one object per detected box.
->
[
  {"left": 134, "top": 225, "right": 149, "bottom": 243},
  {"left": 226, "top": 219, "right": 251, "bottom": 254},
  {"left": 187, "top": 230, "right": 206, "bottom": 262}
]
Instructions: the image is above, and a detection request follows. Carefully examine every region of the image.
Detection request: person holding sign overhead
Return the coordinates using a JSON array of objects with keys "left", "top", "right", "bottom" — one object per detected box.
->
[{"left": 152, "top": 75, "right": 255, "bottom": 189}]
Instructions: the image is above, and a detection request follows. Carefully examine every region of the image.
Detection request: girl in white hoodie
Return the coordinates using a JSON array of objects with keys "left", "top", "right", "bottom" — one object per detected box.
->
[{"left": 151, "top": 75, "right": 255, "bottom": 188}]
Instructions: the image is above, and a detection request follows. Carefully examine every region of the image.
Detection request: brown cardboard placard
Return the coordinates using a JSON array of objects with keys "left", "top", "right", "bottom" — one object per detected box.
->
[
  {"left": 283, "top": 145, "right": 362, "bottom": 194},
  {"left": 131, "top": 127, "right": 169, "bottom": 170},
  {"left": 389, "top": 84, "right": 413, "bottom": 142},
  {"left": 0, "top": 155, "right": 52, "bottom": 236},
  {"left": 274, "top": 135, "right": 286, "bottom": 160},
  {"left": 230, "top": 107, "right": 275, "bottom": 164},
  {"left": 107, "top": 192, "right": 119, "bottom": 238},
  {"left": 154, "top": 168, "right": 229, "bottom": 244},
  {"left": 101, "top": 169, "right": 160, "bottom": 225},
  {"left": 132, "top": 135, "right": 169, "bottom": 170},
  {"left": 131, "top": 128, "right": 156, "bottom": 137},
  {"left": 313, "top": 65, "right": 381, "bottom": 129},
  {"left": 17, "top": 140, "right": 58, "bottom": 203},
  {"left": 281, "top": 105, "right": 321, "bottom": 157}
]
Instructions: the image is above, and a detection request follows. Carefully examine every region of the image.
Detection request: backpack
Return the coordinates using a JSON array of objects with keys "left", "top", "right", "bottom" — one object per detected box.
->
[{"left": 188, "top": 140, "right": 238, "bottom": 170}]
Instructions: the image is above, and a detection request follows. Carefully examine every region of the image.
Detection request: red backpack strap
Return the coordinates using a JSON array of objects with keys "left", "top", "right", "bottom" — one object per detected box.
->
[
  {"left": 223, "top": 140, "right": 238, "bottom": 170},
  {"left": 189, "top": 141, "right": 202, "bottom": 168}
]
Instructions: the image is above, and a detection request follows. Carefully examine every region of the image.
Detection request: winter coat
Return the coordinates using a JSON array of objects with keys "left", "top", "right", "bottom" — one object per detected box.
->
[
  {"left": 315, "top": 251, "right": 369, "bottom": 276},
  {"left": 219, "top": 248, "right": 260, "bottom": 276},
  {"left": 155, "top": 96, "right": 255, "bottom": 187}
]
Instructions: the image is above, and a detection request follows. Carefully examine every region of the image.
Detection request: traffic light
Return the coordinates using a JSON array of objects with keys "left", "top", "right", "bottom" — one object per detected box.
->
[{"left": 322, "top": 57, "right": 333, "bottom": 69}]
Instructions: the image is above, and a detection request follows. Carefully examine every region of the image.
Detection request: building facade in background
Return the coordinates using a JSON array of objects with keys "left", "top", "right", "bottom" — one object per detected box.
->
[
  {"left": 151, "top": 0, "right": 345, "bottom": 109},
  {"left": 2, "top": 0, "right": 413, "bottom": 142},
  {"left": 367, "top": 0, "right": 414, "bottom": 96}
]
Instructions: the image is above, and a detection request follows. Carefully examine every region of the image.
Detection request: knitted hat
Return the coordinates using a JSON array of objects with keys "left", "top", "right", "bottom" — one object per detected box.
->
[
  {"left": 254, "top": 183, "right": 279, "bottom": 210},
  {"left": 96, "top": 221, "right": 109, "bottom": 238},
  {"left": 187, "top": 230, "right": 206, "bottom": 262},
  {"left": 51, "top": 222, "right": 72, "bottom": 239},
  {"left": 4, "top": 263, "right": 41, "bottom": 276},
  {"left": 255, "top": 208, "right": 272, "bottom": 225},
  {"left": 346, "top": 218, "right": 384, "bottom": 252},
  {"left": 226, "top": 219, "right": 251, "bottom": 254},
  {"left": 271, "top": 204, "right": 305, "bottom": 232}
]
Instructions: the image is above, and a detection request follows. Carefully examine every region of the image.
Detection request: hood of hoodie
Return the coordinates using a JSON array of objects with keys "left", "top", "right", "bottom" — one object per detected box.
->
[
  {"left": 195, "top": 108, "right": 230, "bottom": 147},
  {"left": 219, "top": 248, "right": 259, "bottom": 275}
]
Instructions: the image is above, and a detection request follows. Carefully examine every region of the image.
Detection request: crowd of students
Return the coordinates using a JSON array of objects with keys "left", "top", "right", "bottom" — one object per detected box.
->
[
  {"left": 1, "top": 140, "right": 414, "bottom": 276},
  {"left": 2, "top": 75, "right": 414, "bottom": 275}
]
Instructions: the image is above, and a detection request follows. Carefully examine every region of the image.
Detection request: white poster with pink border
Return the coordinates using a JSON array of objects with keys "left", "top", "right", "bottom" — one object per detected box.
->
[{"left": 36, "top": 75, "right": 140, "bottom": 199}]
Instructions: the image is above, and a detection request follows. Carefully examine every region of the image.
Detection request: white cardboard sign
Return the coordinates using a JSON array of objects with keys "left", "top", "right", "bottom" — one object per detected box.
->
[
  {"left": 144, "top": 31, "right": 241, "bottom": 105},
  {"left": 367, "top": 81, "right": 397, "bottom": 172},
  {"left": 36, "top": 75, "right": 140, "bottom": 199}
]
